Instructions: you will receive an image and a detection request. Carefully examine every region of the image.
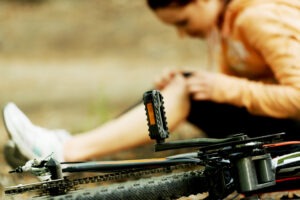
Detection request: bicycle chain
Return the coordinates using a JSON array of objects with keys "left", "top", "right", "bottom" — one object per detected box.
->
[{"left": 5, "top": 163, "right": 198, "bottom": 197}]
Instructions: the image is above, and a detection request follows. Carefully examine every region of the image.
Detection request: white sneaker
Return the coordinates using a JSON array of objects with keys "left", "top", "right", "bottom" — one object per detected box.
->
[{"left": 3, "top": 102, "right": 72, "bottom": 162}]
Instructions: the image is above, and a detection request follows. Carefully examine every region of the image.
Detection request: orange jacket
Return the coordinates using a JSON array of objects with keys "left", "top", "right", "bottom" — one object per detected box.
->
[{"left": 211, "top": 0, "right": 300, "bottom": 119}]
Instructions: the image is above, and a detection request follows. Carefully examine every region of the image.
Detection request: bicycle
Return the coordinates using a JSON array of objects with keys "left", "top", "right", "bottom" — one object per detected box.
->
[{"left": 4, "top": 90, "right": 300, "bottom": 200}]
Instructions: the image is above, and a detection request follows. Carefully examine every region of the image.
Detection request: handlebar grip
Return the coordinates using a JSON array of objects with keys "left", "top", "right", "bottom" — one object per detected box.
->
[{"left": 143, "top": 90, "right": 169, "bottom": 143}]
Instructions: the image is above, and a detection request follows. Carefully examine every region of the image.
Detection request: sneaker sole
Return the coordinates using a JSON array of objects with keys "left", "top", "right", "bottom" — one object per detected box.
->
[{"left": 3, "top": 140, "right": 28, "bottom": 169}]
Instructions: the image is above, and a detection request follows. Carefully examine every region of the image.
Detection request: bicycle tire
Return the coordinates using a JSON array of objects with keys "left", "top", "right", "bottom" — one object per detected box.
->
[{"left": 30, "top": 170, "right": 207, "bottom": 200}]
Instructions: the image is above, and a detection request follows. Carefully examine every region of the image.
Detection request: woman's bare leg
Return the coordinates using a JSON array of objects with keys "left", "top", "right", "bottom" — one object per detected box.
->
[{"left": 63, "top": 74, "right": 190, "bottom": 161}]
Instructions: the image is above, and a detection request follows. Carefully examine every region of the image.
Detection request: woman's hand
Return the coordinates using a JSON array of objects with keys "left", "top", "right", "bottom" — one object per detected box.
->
[
  {"left": 154, "top": 69, "right": 188, "bottom": 98},
  {"left": 154, "top": 69, "right": 179, "bottom": 90},
  {"left": 186, "top": 70, "right": 217, "bottom": 100}
]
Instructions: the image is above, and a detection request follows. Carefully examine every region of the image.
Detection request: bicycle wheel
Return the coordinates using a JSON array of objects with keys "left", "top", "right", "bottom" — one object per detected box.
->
[{"left": 30, "top": 170, "right": 207, "bottom": 200}]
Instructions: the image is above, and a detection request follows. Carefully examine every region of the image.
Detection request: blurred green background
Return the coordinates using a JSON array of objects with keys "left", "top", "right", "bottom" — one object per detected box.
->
[{"left": 0, "top": 0, "right": 207, "bottom": 198}]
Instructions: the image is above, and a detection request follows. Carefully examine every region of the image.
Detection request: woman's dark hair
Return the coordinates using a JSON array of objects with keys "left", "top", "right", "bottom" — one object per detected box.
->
[
  {"left": 146, "top": 0, "right": 232, "bottom": 10},
  {"left": 146, "top": 0, "right": 194, "bottom": 10}
]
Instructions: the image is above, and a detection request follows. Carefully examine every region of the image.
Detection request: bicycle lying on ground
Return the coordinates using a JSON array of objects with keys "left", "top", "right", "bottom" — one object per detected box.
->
[{"left": 4, "top": 90, "right": 300, "bottom": 200}]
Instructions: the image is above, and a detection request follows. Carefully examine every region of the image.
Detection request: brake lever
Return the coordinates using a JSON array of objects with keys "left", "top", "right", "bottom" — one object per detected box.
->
[{"left": 9, "top": 155, "right": 63, "bottom": 180}]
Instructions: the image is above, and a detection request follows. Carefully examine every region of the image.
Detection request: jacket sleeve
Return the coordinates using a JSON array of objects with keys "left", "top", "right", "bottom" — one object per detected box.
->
[{"left": 211, "top": 5, "right": 300, "bottom": 119}]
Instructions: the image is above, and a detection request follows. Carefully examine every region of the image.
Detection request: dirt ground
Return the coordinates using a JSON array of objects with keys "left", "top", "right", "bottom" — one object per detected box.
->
[{"left": 0, "top": 1, "right": 206, "bottom": 199}]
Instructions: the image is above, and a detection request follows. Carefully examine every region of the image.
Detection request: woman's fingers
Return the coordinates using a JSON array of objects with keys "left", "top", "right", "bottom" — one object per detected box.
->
[
  {"left": 154, "top": 68, "right": 181, "bottom": 90},
  {"left": 186, "top": 71, "right": 216, "bottom": 100}
]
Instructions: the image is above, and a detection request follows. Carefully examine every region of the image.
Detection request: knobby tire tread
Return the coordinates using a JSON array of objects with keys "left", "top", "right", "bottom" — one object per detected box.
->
[{"left": 31, "top": 170, "right": 206, "bottom": 200}]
